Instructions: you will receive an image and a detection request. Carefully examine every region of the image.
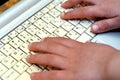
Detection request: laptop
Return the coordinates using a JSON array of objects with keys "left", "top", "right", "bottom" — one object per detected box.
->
[{"left": 0, "top": 0, "right": 120, "bottom": 80}]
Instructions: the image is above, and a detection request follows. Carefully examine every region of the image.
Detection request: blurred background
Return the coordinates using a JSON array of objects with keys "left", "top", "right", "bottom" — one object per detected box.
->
[{"left": 0, "top": 0, "right": 20, "bottom": 14}]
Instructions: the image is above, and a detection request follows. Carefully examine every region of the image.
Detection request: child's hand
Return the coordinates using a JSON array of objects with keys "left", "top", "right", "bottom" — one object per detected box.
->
[
  {"left": 61, "top": 0, "right": 120, "bottom": 33},
  {"left": 26, "top": 37, "right": 120, "bottom": 80}
]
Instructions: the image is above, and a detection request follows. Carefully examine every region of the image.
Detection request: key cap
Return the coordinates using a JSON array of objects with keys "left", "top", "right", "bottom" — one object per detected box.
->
[
  {"left": 47, "top": 3, "right": 55, "bottom": 10},
  {"left": 9, "top": 37, "right": 24, "bottom": 48},
  {"left": 36, "top": 29, "right": 50, "bottom": 38},
  {"left": 0, "top": 52, "right": 6, "bottom": 62},
  {"left": 29, "top": 16, "right": 38, "bottom": 23},
  {"left": 1, "top": 44, "right": 15, "bottom": 56},
  {"left": 51, "top": 18, "right": 64, "bottom": 27},
  {"left": 69, "top": 20, "right": 80, "bottom": 26},
  {"left": 49, "top": 8, "right": 61, "bottom": 18},
  {"left": 0, "top": 63, "right": 8, "bottom": 76},
  {"left": 34, "top": 19, "right": 47, "bottom": 29},
  {"left": 35, "top": 11, "right": 44, "bottom": 18},
  {"left": 42, "top": 14, "right": 54, "bottom": 23},
  {"left": 20, "top": 42, "right": 30, "bottom": 54},
  {"left": 8, "top": 30, "right": 18, "bottom": 38},
  {"left": 54, "top": 28, "right": 67, "bottom": 37},
  {"left": 73, "top": 24, "right": 86, "bottom": 34},
  {"left": 77, "top": 33, "right": 92, "bottom": 43},
  {"left": 80, "top": 20, "right": 92, "bottom": 29},
  {"left": 27, "top": 35, "right": 40, "bottom": 43},
  {"left": 86, "top": 27, "right": 96, "bottom": 37},
  {"left": 16, "top": 72, "right": 31, "bottom": 80},
  {"left": 2, "top": 69, "right": 19, "bottom": 80},
  {"left": 41, "top": 7, "right": 49, "bottom": 14},
  {"left": 18, "top": 31, "right": 32, "bottom": 42},
  {"left": 0, "top": 42, "right": 4, "bottom": 48},
  {"left": 22, "top": 21, "right": 32, "bottom": 28},
  {"left": 15, "top": 26, "right": 25, "bottom": 33},
  {"left": 2, "top": 56, "right": 17, "bottom": 68},
  {"left": 1, "top": 36, "right": 11, "bottom": 44},
  {"left": 26, "top": 25, "right": 39, "bottom": 35},
  {"left": 13, "top": 61, "right": 29, "bottom": 74},
  {"left": 44, "top": 23, "right": 57, "bottom": 33},
  {"left": 11, "top": 49, "right": 26, "bottom": 61},
  {"left": 66, "top": 30, "right": 80, "bottom": 40},
  {"left": 61, "top": 22, "right": 74, "bottom": 31},
  {"left": 27, "top": 65, "right": 42, "bottom": 74}
]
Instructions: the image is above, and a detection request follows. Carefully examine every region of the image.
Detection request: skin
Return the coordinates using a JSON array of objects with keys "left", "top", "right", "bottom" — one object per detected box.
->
[
  {"left": 26, "top": 37, "right": 120, "bottom": 80},
  {"left": 26, "top": 0, "right": 120, "bottom": 80},
  {"left": 61, "top": 0, "right": 120, "bottom": 33}
]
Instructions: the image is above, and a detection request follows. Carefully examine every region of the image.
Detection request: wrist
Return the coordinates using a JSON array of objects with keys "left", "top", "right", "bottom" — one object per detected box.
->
[{"left": 107, "top": 50, "right": 120, "bottom": 80}]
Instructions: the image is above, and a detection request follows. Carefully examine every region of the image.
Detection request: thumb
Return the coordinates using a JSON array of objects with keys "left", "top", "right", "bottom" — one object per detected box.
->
[{"left": 91, "top": 17, "right": 120, "bottom": 33}]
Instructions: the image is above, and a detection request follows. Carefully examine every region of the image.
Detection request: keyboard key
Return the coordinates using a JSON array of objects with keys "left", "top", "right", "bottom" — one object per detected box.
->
[
  {"left": 13, "top": 61, "right": 29, "bottom": 74},
  {"left": 51, "top": 18, "right": 64, "bottom": 27},
  {"left": 49, "top": 8, "right": 61, "bottom": 18},
  {"left": 27, "top": 35, "right": 40, "bottom": 43},
  {"left": 26, "top": 25, "right": 39, "bottom": 35},
  {"left": 35, "top": 11, "right": 44, "bottom": 18},
  {"left": 69, "top": 20, "right": 80, "bottom": 26},
  {"left": 29, "top": 16, "right": 38, "bottom": 23},
  {"left": 0, "top": 42, "right": 4, "bottom": 48},
  {"left": 15, "top": 26, "right": 25, "bottom": 33},
  {"left": 27, "top": 65, "right": 42, "bottom": 74},
  {"left": 16, "top": 72, "right": 31, "bottom": 80},
  {"left": 2, "top": 69, "right": 19, "bottom": 80},
  {"left": 11, "top": 49, "right": 26, "bottom": 61},
  {"left": 0, "top": 63, "right": 8, "bottom": 76},
  {"left": 1, "top": 36, "right": 11, "bottom": 44},
  {"left": 80, "top": 20, "right": 92, "bottom": 29},
  {"left": 77, "top": 33, "right": 92, "bottom": 43},
  {"left": 73, "top": 24, "right": 86, "bottom": 34},
  {"left": 66, "top": 30, "right": 80, "bottom": 40},
  {"left": 9, "top": 37, "right": 24, "bottom": 48},
  {"left": 47, "top": 3, "right": 55, "bottom": 10},
  {"left": 54, "top": 28, "right": 67, "bottom": 37},
  {"left": 0, "top": 52, "right": 6, "bottom": 62},
  {"left": 36, "top": 29, "right": 50, "bottom": 38},
  {"left": 34, "top": 19, "right": 47, "bottom": 29},
  {"left": 2, "top": 56, "right": 17, "bottom": 68},
  {"left": 18, "top": 31, "right": 32, "bottom": 42},
  {"left": 86, "top": 27, "right": 96, "bottom": 37},
  {"left": 22, "top": 21, "right": 32, "bottom": 28},
  {"left": 44, "top": 23, "right": 57, "bottom": 33},
  {"left": 20, "top": 42, "right": 30, "bottom": 54},
  {"left": 42, "top": 14, "right": 54, "bottom": 23},
  {"left": 8, "top": 30, "right": 18, "bottom": 38},
  {"left": 61, "top": 22, "right": 74, "bottom": 31},
  {"left": 1, "top": 44, "right": 15, "bottom": 56},
  {"left": 41, "top": 7, "right": 49, "bottom": 14}
]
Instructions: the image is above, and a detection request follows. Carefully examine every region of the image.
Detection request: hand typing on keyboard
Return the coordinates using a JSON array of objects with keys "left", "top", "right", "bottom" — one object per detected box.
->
[
  {"left": 27, "top": 37, "right": 120, "bottom": 80},
  {"left": 26, "top": 0, "right": 120, "bottom": 80},
  {"left": 61, "top": 0, "right": 120, "bottom": 33}
]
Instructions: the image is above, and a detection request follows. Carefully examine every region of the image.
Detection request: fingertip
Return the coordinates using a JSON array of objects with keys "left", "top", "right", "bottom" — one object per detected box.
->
[
  {"left": 91, "top": 24, "right": 99, "bottom": 33},
  {"left": 26, "top": 55, "right": 32, "bottom": 63}
]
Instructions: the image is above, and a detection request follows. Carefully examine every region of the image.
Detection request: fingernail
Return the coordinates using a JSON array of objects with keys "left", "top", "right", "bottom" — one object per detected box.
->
[
  {"left": 31, "top": 73, "right": 36, "bottom": 77},
  {"left": 60, "top": 13, "right": 65, "bottom": 18},
  {"left": 92, "top": 25, "right": 99, "bottom": 32}
]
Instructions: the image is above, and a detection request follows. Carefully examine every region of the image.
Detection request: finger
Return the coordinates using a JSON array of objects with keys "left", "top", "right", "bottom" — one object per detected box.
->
[
  {"left": 30, "top": 71, "right": 73, "bottom": 80},
  {"left": 91, "top": 17, "right": 120, "bottom": 33},
  {"left": 61, "top": 6, "right": 104, "bottom": 20},
  {"left": 26, "top": 54, "right": 68, "bottom": 69},
  {"left": 28, "top": 40, "right": 70, "bottom": 56},
  {"left": 61, "top": 0, "right": 82, "bottom": 9},
  {"left": 42, "top": 37, "right": 83, "bottom": 48}
]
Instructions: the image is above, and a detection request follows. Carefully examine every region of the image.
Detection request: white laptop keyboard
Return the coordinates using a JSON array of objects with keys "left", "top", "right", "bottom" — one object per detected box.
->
[{"left": 0, "top": 0, "right": 95, "bottom": 80}]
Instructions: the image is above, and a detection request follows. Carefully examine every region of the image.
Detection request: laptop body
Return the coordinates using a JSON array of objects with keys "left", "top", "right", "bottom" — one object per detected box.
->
[{"left": 0, "top": 0, "right": 120, "bottom": 80}]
